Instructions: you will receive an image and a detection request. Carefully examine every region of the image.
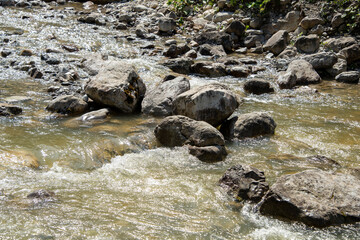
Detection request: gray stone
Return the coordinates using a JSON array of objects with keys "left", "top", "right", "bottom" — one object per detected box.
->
[
  {"left": 191, "top": 62, "right": 227, "bottom": 77},
  {"left": 331, "top": 13, "right": 344, "bottom": 28},
  {"left": 0, "top": 103, "right": 22, "bottom": 116},
  {"left": 212, "top": 12, "right": 233, "bottom": 23},
  {"left": 194, "top": 31, "right": 234, "bottom": 52},
  {"left": 287, "top": 60, "right": 321, "bottom": 85},
  {"left": 142, "top": 77, "right": 190, "bottom": 116},
  {"left": 159, "top": 17, "right": 176, "bottom": 32},
  {"left": 173, "top": 84, "right": 239, "bottom": 126},
  {"left": 84, "top": 61, "right": 146, "bottom": 113},
  {"left": 46, "top": 95, "right": 88, "bottom": 115},
  {"left": 295, "top": 35, "right": 320, "bottom": 53},
  {"left": 324, "top": 37, "right": 357, "bottom": 52},
  {"left": 76, "top": 108, "right": 110, "bottom": 122},
  {"left": 244, "top": 79, "right": 274, "bottom": 94},
  {"left": 339, "top": 44, "right": 360, "bottom": 64},
  {"left": 326, "top": 58, "right": 347, "bottom": 77},
  {"left": 335, "top": 71, "right": 359, "bottom": 84},
  {"left": 299, "top": 17, "right": 324, "bottom": 30},
  {"left": 220, "top": 112, "right": 276, "bottom": 140},
  {"left": 188, "top": 145, "right": 227, "bottom": 163},
  {"left": 259, "top": 170, "right": 360, "bottom": 227},
  {"left": 163, "top": 58, "right": 194, "bottom": 74},
  {"left": 277, "top": 71, "right": 297, "bottom": 89},
  {"left": 225, "top": 20, "right": 246, "bottom": 37},
  {"left": 198, "top": 44, "right": 226, "bottom": 58},
  {"left": 219, "top": 164, "right": 269, "bottom": 202},
  {"left": 227, "top": 66, "right": 251, "bottom": 78},
  {"left": 303, "top": 52, "right": 337, "bottom": 69},
  {"left": 263, "top": 30, "right": 289, "bottom": 56}
]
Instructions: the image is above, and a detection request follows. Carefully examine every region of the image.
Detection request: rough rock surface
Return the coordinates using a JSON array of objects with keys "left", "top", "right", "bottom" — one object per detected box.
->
[
  {"left": 46, "top": 95, "right": 88, "bottom": 115},
  {"left": 263, "top": 30, "right": 289, "bottom": 55},
  {"left": 76, "top": 108, "right": 110, "bottom": 122},
  {"left": 259, "top": 170, "right": 360, "bottom": 227},
  {"left": 303, "top": 52, "right": 338, "bottom": 70},
  {"left": 0, "top": 103, "right": 22, "bottom": 116},
  {"left": 339, "top": 44, "right": 360, "bottom": 63},
  {"left": 335, "top": 71, "right": 360, "bottom": 84},
  {"left": 173, "top": 84, "right": 239, "bottom": 126},
  {"left": 163, "top": 58, "right": 194, "bottom": 74},
  {"left": 142, "top": 77, "right": 190, "bottom": 116},
  {"left": 295, "top": 35, "right": 320, "bottom": 53},
  {"left": 324, "top": 37, "right": 357, "bottom": 52},
  {"left": 287, "top": 60, "right": 321, "bottom": 85},
  {"left": 220, "top": 112, "right": 276, "bottom": 140},
  {"left": 219, "top": 165, "right": 269, "bottom": 203},
  {"left": 154, "top": 115, "right": 227, "bottom": 162},
  {"left": 243, "top": 79, "right": 274, "bottom": 94},
  {"left": 84, "top": 61, "right": 146, "bottom": 113},
  {"left": 277, "top": 71, "right": 297, "bottom": 89}
]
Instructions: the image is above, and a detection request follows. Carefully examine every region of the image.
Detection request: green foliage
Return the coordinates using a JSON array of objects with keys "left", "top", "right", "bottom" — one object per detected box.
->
[{"left": 167, "top": 0, "right": 214, "bottom": 16}]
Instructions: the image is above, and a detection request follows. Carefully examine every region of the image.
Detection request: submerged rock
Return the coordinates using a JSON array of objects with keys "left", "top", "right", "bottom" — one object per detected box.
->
[
  {"left": 259, "top": 170, "right": 360, "bottom": 227},
  {"left": 46, "top": 95, "right": 88, "bottom": 115},
  {"left": 154, "top": 115, "right": 226, "bottom": 162},
  {"left": 220, "top": 112, "right": 276, "bottom": 140},
  {"left": 0, "top": 103, "right": 22, "bottom": 116},
  {"left": 84, "top": 61, "right": 146, "bottom": 113},
  {"left": 172, "top": 84, "right": 239, "bottom": 126},
  {"left": 142, "top": 76, "right": 190, "bottom": 116},
  {"left": 219, "top": 165, "right": 269, "bottom": 202},
  {"left": 76, "top": 108, "right": 110, "bottom": 122}
]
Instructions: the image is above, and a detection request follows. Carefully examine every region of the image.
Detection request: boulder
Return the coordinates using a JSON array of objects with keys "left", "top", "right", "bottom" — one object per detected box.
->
[
  {"left": 164, "top": 44, "right": 190, "bottom": 58},
  {"left": 277, "top": 71, "right": 297, "bottom": 89},
  {"left": 224, "top": 20, "right": 246, "bottom": 37},
  {"left": 299, "top": 17, "right": 324, "bottom": 30},
  {"left": 213, "top": 12, "right": 233, "bottom": 23},
  {"left": 335, "top": 71, "right": 360, "bottom": 84},
  {"left": 154, "top": 115, "right": 227, "bottom": 162},
  {"left": 295, "top": 35, "right": 320, "bottom": 53},
  {"left": 0, "top": 103, "right": 22, "bottom": 116},
  {"left": 191, "top": 62, "right": 227, "bottom": 77},
  {"left": 258, "top": 170, "right": 360, "bottom": 227},
  {"left": 263, "top": 30, "right": 289, "bottom": 55},
  {"left": 276, "top": 11, "right": 303, "bottom": 32},
  {"left": 326, "top": 58, "right": 347, "bottom": 77},
  {"left": 84, "top": 61, "right": 146, "bottom": 113},
  {"left": 46, "top": 95, "right": 88, "bottom": 115},
  {"left": 243, "top": 79, "right": 274, "bottom": 94},
  {"left": 194, "top": 31, "right": 234, "bottom": 52},
  {"left": 163, "top": 58, "right": 194, "bottom": 74},
  {"left": 198, "top": 44, "right": 226, "bottom": 58},
  {"left": 219, "top": 165, "right": 269, "bottom": 202},
  {"left": 172, "top": 84, "right": 239, "bottom": 126},
  {"left": 227, "top": 66, "right": 251, "bottom": 78},
  {"left": 303, "top": 52, "right": 338, "bottom": 70},
  {"left": 158, "top": 17, "right": 176, "bottom": 33},
  {"left": 287, "top": 60, "right": 321, "bottom": 85},
  {"left": 141, "top": 77, "right": 190, "bottom": 116},
  {"left": 331, "top": 13, "right": 344, "bottom": 28},
  {"left": 323, "top": 37, "right": 357, "bottom": 52},
  {"left": 220, "top": 112, "right": 276, "bottom": 140},
  {"left": 339, "top": 44, "right": 360, "bottom": 64}
]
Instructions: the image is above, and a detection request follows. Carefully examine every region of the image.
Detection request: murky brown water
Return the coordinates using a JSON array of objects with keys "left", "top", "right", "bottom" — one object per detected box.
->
[{"left": 0, "top": 3, "right": 359, "bottom": 240}]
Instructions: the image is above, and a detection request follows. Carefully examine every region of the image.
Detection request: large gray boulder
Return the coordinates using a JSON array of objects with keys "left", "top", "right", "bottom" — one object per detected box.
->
[
  {"left": 194, "top": 31, "right": 234, "bottom": 52},
  {"left": 158, "top": 17, "right": 176, "bottom": 33},
  {"left": 163, "top": 58, "right": 194, "bottom": 74},
  {"left": 323, "top": 37, "right": 357, "bottom": 52},
  {"left": 335, "top": 71, "right": 360, "bottom": 84},
  {"left": 154, "top": 115, "right": 227, "bottom": 162},
  {"left": 243, "top": 79, "right": 274, "bottom": 95},
  {"left": 219, "top": 165, "right": 269, "bottom": 203},
  {"left": 224, "top": 20, "right": 246, "bottom": 37},
  {"left": 303, "top": 52, "right": 338, "bottom": 70},
  {"left": 299, "top": 17, "right": 324, "bottom": 30},
  {"left": 84, "top": 61, "right": 146, "bottom": 113},
  {"left": 46, "top": 95, "right": 88, "bottom": 115},
  {"left": 173, "top": 84, "right": 239, "bottom": 126},
  {"left": 263, "top": 30, "right": 289, "bottom": 56},
  {"left": 142, "top": 77, "right": 190, "bottom": 116},
  {"left": 339, "top": 44, "right": 360, "bottom": 64},
  {"left": 295, "top": 35, "right": 320, "bottom": 53},
  {"left": 277, "top": 71, "right": 297, "bottom": 89},
  {"left": 220, "top": 112, "right": 276, "bottom": 140},
  {"left": 287, "top": 60, "right": 321, "bottom": 85},
  {"left": 259, "top": 170, "right": 360, "bottom": 227}
]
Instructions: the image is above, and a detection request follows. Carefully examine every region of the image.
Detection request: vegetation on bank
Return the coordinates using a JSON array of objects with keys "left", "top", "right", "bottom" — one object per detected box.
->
[{"left": 167, "top": 0, "right": 360, "bottom": 33}]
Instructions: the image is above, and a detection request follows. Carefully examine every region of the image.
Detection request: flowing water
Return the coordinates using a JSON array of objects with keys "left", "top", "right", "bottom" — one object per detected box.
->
[{"left": 0, "top": 3, "right": 359, "bottom": 240}]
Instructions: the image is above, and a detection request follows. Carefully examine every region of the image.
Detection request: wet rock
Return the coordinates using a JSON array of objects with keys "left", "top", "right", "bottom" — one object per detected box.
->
[
  {"left": 295, "top": 35, "right": 320, "bottom": 54},
  {"left": 163, "top": 58, "right": 194, "bottom": 74},
  {"left": 142, "top": 76, "right": 190, "bottom": 116},
  {"left": 224, "top": 20, "right": 246, "bottom": 37},
  {"left": 194, "top": 31, "right": 233, "bottom": 52},
  {"left": 0, "top": 149, "right": 39, "bottom": 169},
  {"left": 331, "top": 13, "right": 344, "bottom": 28},
  {"left": 158, "top": 17, "right": 176, "bottom": 33},
  {"left": 84, "top": 61, "right": 146, "bottom": 113},
  {"left": 227, "top": 66, "right": 251, "bottom": 78},
  {"left": 220, "top": 112, "right": 276, "bottom": 140},
  {"left": 244, "top": 34, "right": 265, "bottom": 48},
  {"left": 62, "top": 44, "right": 79, "bottom": 52},
  {"left": 191, "top": 62, "right": 227, "bottom": 77},
  {"left": 326, "top": 58, "right": 347, "bottom": 77},
  {"left": 323, "top": 37, "right": 357, "bottom": 53},
  {"left": 198, "top": 44, "right": 226, "bottom": 58},
  {"left": 20, "top": 49, "right": 33, "bottom": 56},
  {"left": 335, "top": 71, "right": 360, "bottom": 84},
  {"left": 277, "top": 71, "right": 297, "bottom": 89},
  {"left": 0, "top": 0, "right": 15, "bottom": 6},
  {"left": 305, "top": 155, "right": 341, "bottom": 168},
  {"left": 244, "top": 79, "right": 274, "bottom": 94},
  {"left": 339, "top": 44, "right": 360, "bottom": 64},
  {"left": 76, "top": 108, "right": 110, "bottom": 122},
  {"left": 115, "top": 23, "right": 127, "bottom": 30},
  {"left": 184, "top": 49, "right": 197, "bottom": 58},
  {"left": 173, "top": 84, "right": 239, "bottom": 126},
  {"left": 188, "top": 145, "right": 227, "bottom": 163},
  {"left": 258, "top": 170, "right": 360, "bottom": 227},
  {"left": 302, "top": 52, "right": 338, "bottom": 70},
  {"left": 287, "top": 60, "right": 321, "bottom": 85},
  {"left": 164, "top": 44, "right": 190, "bottom": 58},
  {"left": 0, "top": 103, "right": 22, "bottom": 116},
  {"left": 213, "top": 12, "right": 233, "bottom": 23},
  {"left": 27, "top": 189, "right": 55, "bottom": 200},
  {"left": 219, "top": 165, "right": 269, "bottom": 202},
  {"left": 1, "top": 49, "right": 12, "bottom": 58},
  {"left": 299, "top": 17, "right": 324, "bottom": 30},
  {"left": 78, "top": 13, "right": 106, "bottom": 26},
  {"left": 154, "top": 115, "right": 226, "bottom": 162},
  {"left": 46, "top": 58, "right": 61, "bottom": 65},
  {"left": 263, "top": 30, "right": 289, "bottom": 56},
  {"left": 28, "top": 67, "right": 43, "bottom": 79},
  {"left": 46, "top": 95, "right": 88, "bottom": 115}
]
